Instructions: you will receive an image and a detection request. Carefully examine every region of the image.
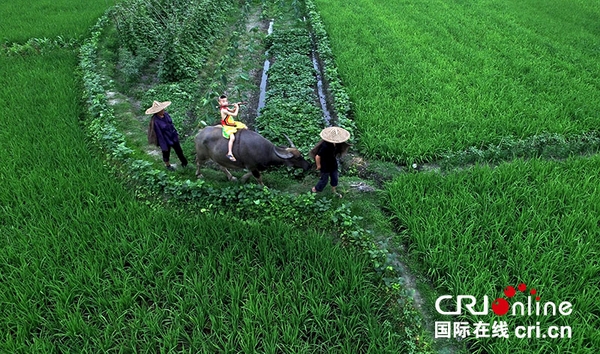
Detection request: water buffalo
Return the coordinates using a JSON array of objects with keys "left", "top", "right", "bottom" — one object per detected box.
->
[{"left": 194, "top": 126, "right": 311, "bottom": 185}]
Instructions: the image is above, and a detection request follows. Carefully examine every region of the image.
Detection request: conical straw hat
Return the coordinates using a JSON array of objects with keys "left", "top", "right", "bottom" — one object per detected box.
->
[
  {"left": 145, "top": 100, "right": 172, "bottom": 115},
  {"left": 320, "top": 126, "right": 350, "bottom": 143}
]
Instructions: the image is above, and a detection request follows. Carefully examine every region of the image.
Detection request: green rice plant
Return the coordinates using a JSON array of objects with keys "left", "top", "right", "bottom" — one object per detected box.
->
[
  {"left": 384, "top": 157, "right": 600, "bottom": 353},
  {"left": 0, "top": 0, "right": 118, "bottom": 43},
  {"left": 313, "top": 0, "right": 600, "bottom": 163}
]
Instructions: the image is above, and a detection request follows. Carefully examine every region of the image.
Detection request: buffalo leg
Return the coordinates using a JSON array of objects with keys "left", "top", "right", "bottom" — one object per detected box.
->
[
  {"left": 219, "top": 166, "right": 237, "bottom": 182},
  {"left": 240, "top": 170, "right": 263, "bottom": 185},
  {"left": 252, "top": 170, "right": 264, "bottom": 185},
  {"left": 240, "top": 171, "right": 253, "bottom": 183},
  {"left": 195, "top": 155, "right": 208, "bottom": 179},
  {"left": 195, "top": 156, "right": 202, "bottom": 178}
]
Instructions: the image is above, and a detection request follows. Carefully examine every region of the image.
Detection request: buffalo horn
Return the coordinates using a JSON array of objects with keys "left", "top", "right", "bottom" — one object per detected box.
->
[
  {"left": 283, "top": 134, "right": 296, "bottom": 148},
  {"left": 274, "top": 147, "right": 294, "bottom": 159}
]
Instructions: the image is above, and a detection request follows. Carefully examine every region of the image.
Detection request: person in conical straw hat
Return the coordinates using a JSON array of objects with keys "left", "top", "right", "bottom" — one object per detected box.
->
[
  {"left": 146, "top": 100, "right": 188, "bottom": 171},
  {"left": 310, "top": 126, "right": 351, "bottom": 198}
]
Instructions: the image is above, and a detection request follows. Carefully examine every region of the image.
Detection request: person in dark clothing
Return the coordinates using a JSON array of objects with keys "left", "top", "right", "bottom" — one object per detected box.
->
[
  {"left": 146, "top": 100, "right": 188, "bottom": 171},
  {"left": 310, "top": 127, "right": 351, "bottom": 198}
]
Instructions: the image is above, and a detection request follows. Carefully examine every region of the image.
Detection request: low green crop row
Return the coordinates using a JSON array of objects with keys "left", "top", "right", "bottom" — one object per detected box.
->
[
  {"left": 255, "top": 27, "right": 324, "bottom": 155},
  {"left": 439, "top": 131, "right": 600, "bottom": 170},
  {"left": 1, "top": 36, "right": 79, "bottom": 56}
]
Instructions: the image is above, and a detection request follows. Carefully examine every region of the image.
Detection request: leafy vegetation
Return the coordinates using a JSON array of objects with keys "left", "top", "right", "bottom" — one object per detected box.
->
[{"left": 255, "top": 28, "right": 324, "bottom": 154}]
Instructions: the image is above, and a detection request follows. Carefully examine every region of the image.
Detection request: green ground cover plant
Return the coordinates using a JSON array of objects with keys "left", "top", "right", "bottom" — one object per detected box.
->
[
  {"left": 384, "top": 157, "right": 600, "bottom": 353},
  {"left": 0, "top": 0, "right": 118, "bottom": 44},
  {"left": 439, "top": 131, "right": 600, "bottom": 170},
  {"left": 313, "top": 0, "right": 600, "bottom": 163}
]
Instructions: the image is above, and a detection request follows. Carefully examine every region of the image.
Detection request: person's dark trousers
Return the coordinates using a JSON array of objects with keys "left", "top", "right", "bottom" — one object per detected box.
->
[
  {"left": 315, "top": 170, "right": 339, "bottom": 192},
  {"left": 162, "top": 142, "right": 188, "bottom": 167}
]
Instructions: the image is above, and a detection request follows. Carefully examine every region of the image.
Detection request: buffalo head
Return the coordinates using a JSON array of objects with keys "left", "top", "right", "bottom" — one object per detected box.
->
[{"left": 274, "top": 146, "right": 312, "bottom": 171}]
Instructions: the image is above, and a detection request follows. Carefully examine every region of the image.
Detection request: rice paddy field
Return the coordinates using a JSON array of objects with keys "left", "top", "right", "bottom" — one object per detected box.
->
[
  {"left": 313, "top": 0, "right": 600, "bottom": 352},
  {"left": 0, "top": 0, "right": 118, "bottom": 43},
  {"left": 385, "top": 157, "right": 599, "bottom": 352},
  {"left": 314, "top": 0, "right": 600, "bottom": 163},
  {"left": 0, "top": 1, "right": 415, "bottom": 352},
  {"left": 4, "top": 0, "right": 600, "bottom": 353}
]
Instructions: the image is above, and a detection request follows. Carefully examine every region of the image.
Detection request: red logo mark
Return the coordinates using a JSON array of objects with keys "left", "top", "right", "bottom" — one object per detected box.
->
[{"left": 492, "top": 283, "right": 540, "bottom": 316}]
